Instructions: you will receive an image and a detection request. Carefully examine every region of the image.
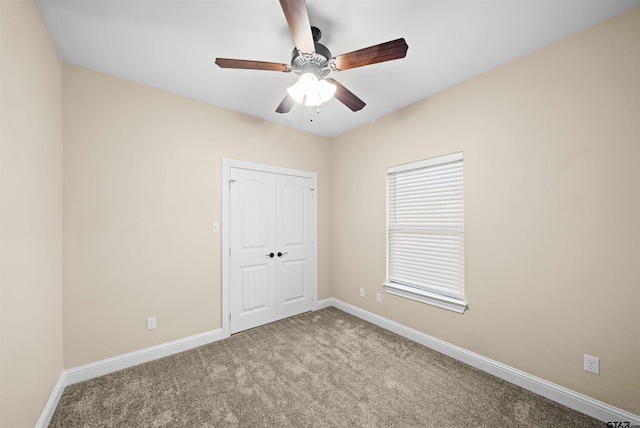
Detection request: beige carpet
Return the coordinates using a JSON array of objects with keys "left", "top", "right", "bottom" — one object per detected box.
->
[{"left": 50, "top": 307, "right": 604, "bottom": 427}]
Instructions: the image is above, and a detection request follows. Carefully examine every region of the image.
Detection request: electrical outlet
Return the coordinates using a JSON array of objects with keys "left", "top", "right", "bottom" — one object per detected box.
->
[
  {"left": 376, "top": 293, "right": 382, "bottom": 303},
  {"left": 584, "top": 354, "right": 599, "bottom": 375},
  {"left": 147, "top": 316, "right": 157, "bottom": 330},
  {"left": 359, "top": 288, "right": 365, "bottom": 298}
]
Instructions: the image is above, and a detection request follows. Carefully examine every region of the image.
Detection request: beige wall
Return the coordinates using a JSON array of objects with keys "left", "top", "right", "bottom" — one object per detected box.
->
[
  {"left": 0, "top": 0, "right": 64, "bottom": 426},
  {"left": 331, "top": 8, "right": 640, "bottom": 415},
  {"left": 63, "top": 64, "right": 332, "bottom": 368}
]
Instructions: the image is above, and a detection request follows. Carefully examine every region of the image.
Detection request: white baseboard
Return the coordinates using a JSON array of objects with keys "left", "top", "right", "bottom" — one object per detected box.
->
[
  {"left": 314, "top": 297, "right": 333, "bottom": 310},
  {"left": 37, "top": 328, "right": 224, "bottom": 426},
  {"left": 322, "top": 297, "right": 639, "bottom": 425},
  {"left": 35, "top": 371, "right": 66, "bottom": 428},
  {"left": 65, "top": 328, "right": 224, "bottom": 386}
]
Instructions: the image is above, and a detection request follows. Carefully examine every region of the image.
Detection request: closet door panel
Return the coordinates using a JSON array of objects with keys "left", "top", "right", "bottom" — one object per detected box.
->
[
  {"left": 229, "top": 168, "right": 276, "bottom": 334},
  {"left": 275, "top": 174, "right": 314, "bottom": 319}
]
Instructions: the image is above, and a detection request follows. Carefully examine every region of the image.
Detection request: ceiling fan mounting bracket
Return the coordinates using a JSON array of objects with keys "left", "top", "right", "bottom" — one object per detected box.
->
[{"left": 311, "top": 26, "right": 322, "bottom": 43}]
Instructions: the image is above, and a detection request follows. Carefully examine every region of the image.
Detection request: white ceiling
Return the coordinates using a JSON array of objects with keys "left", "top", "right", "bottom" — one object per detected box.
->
[{"left": 36, "top": 0, "right": 640, "bottom": 138}]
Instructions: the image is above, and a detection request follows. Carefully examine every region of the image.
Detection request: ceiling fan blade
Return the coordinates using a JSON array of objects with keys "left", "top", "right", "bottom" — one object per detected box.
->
[
  {"left": 215, "top": 58, "right": 292, "bottom": 72},
  {"left": 279, "top": 0, "right": 315, "bottom": 55},
  {"left": 325, "top": 78, "right": 365, "bottom": 112},
  {"left": 276, "top": 93, "right": 296, "bottom": 114},
  {"left": 331, "top": 38, "right": 408, "bottom": 71}
]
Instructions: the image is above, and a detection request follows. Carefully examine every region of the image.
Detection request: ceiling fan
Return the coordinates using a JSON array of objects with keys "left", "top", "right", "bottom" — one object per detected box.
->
[{"left": 215, "top": 0, "right": 408, "bottom": 114}]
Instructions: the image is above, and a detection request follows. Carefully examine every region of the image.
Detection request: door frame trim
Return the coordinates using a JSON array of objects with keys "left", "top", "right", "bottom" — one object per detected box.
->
[{"left": 221, "top": 158, "right": 318, "bottom": 338}]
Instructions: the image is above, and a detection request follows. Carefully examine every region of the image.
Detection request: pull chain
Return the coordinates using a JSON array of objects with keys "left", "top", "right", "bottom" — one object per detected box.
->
[{"left": 310, "top": 106, "right": 321, "bottom": 122}]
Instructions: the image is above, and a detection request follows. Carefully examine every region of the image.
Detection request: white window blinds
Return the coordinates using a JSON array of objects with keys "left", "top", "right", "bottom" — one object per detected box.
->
[{"left": 386, "top": 152, "right": 465, "bottom": 312}]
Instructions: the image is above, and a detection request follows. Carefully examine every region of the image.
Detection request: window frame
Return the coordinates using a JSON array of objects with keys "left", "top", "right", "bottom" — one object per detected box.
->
[{"left": 383, "top": 152, "right": 467, "bottom": 314}]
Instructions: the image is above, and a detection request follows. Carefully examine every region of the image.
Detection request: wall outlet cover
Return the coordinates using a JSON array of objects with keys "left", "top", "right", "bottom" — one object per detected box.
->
[
  {"left": 583, "top": 354, "right": 599, "bottom": 375},
  {"left": 147, "top": 316, "right": 157, "bottom": 330}
]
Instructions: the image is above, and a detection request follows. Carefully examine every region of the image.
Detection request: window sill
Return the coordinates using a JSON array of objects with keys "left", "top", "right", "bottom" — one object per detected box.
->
[{"left": 383, "top": 282, "right": 467, "bottom": 314}]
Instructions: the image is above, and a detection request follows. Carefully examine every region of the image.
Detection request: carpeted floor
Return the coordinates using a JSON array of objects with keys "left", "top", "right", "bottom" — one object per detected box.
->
[{"left": 50, "top": 307, "right": 604, "bottom": 427}]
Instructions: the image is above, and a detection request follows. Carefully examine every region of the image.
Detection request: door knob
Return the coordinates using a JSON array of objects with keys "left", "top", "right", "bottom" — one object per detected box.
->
[
  {"left": 277, "top": 252, "right": 288, "bottom": 257},
  {"left": 266, "top": 252, "right": 275, "bottom": 258}
]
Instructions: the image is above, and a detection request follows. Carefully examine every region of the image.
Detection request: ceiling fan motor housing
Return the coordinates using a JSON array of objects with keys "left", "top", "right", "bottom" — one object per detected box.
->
[{"left": 290, "top": 26, "right": 332, "bottom": 78}]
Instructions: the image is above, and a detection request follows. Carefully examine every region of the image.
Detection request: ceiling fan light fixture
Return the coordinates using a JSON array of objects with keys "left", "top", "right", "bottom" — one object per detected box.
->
[
  {"left": 287, "top": 73, "right": 336, "bottom": 107},
  {"left": 318, "top": 78, "right": 337, "bottom": 101}
]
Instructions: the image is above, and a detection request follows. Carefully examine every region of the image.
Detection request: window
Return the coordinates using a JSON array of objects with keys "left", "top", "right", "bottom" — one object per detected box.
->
[{"left": 384, "top": 152, "right": 467, "bottom": 313}]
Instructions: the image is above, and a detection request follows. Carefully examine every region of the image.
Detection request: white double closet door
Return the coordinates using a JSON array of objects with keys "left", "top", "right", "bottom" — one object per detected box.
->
[{"left": 229, "top": 167, "right": 315, "bottom": 334}]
